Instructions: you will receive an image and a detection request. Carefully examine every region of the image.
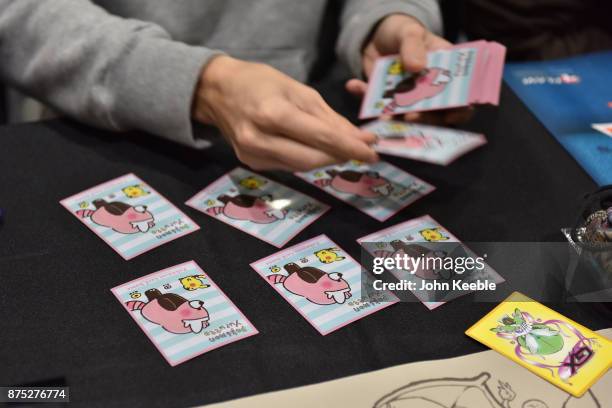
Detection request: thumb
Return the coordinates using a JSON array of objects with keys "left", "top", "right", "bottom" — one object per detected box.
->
[{"left": 399, "top": 29, "right": 428, "bottom": 73}]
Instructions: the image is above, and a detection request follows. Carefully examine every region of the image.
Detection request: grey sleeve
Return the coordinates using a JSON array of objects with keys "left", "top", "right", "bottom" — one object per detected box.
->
[
  {"left": 337, "top": 0, "right": 443, "bottom": 78},
  {"left": 0, "top": 0, "right": 224, "bottom": 148}
]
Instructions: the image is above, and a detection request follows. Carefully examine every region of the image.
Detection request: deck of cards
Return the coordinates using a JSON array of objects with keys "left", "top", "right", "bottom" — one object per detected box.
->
[{"left": 360, "top": 40, "right": 506, "bottom": 119}]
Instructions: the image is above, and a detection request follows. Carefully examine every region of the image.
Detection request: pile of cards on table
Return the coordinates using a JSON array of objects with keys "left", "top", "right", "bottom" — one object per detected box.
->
[{"left": 360, "top": 40, "right": 506, "bottom": 119}]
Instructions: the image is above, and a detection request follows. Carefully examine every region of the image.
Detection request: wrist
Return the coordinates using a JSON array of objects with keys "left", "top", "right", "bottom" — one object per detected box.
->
[{"left": 192, "top": 55, "right": 237, "bottom": 123}]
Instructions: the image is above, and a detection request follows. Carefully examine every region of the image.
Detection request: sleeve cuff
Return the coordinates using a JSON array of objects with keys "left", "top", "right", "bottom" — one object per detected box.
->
[
  {"left": 337, "top": 1, "right": 443, "bottom": 78},
  {"left": 109, "top": 38, "right": 225, "bottom": 148}
]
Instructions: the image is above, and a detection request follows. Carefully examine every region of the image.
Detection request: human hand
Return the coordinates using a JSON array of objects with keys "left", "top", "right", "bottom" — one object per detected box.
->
[
  {"left": 345, "top": 14, "right": 473, "bottom": 125},
  {"left": 193, "top": 56, "right": 378, "bottom": 171}
]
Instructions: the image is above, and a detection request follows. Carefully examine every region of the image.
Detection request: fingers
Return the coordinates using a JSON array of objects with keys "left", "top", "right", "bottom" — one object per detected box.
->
[
  {"left": 267, "top": 107, "right": 378, "bottom": 163},
  {"left": 345, "top": 79, "right": 368, "bottom": 97},
  {"left": 398, "top": 25, "right": 428, "bottom": 73},
  {"left": 237, "top": 131, "right": 344, "bottom": 172}
]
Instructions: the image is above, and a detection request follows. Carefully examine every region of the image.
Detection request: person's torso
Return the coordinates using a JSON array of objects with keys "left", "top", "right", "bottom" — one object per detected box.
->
[{"left": 94, "top": 0, "right": 330, "bottom": 80}]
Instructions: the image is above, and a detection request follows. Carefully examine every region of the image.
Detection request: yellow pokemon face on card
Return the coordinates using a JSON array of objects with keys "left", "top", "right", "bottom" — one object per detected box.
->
[{"left": 466, "top": 292, "right": 612, "bottom": 397}]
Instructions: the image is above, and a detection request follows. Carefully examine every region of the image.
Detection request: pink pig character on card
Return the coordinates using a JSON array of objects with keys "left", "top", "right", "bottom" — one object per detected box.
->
[
  {"left": 315, "top": 170, "right": 393, "bottom": 198},
  {"left": 207, "top": 194, "right": 287, "bottom": 224},
  {"left": 267, "top": 263, "right": 352, "bottom": 305},
  {"left": 76, "top": 199, "right": 155, "bottom": 234},
  {"left": 126, "top": 289, "right": 209, "bottom": 334},
  {"left": 383, "top": 67, "right": 451, "bottom": 113}
]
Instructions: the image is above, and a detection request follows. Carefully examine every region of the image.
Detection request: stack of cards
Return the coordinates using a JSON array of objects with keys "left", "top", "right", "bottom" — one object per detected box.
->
[
  {"left": 250, "top": 235, "right": 397, "bottom": 335},
  {"left": 362, "top": 120, "right": 487, "bottom": 165},
  {"left": 358, "top": 215, "right": 504, "bottom": 310},
  {"left": 112, "top": 261, "right": 258, "bottom": 366},
  {"left": 60, "top": 174, "right": 200, "bottom": 260},
  {"left": 466, "top": 292, "right": 612, "bottom": 397},
  {"left": 360, "top": 40, "right": 506, "bottom": 119},
  {"left": 296, "top": 160, "right": 435, "bottom": 222},
  {"left": 186, "top": 167, "right": 329, "bottom": 248}
]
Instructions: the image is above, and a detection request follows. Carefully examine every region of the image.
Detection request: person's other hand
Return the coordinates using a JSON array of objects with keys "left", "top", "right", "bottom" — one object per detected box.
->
[
  {"left": 345, "top": 14, "right": 473, "bottom": 125},
  {"left": 193, "top": 56, "right": 378, "bottom": 172}
]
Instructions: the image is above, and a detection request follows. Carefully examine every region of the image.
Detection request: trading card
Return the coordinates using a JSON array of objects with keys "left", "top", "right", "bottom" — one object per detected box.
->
[
  {"left": 111, "top": 261, "right": 258, "bottom": 366},
  {"left": 60, "top": 173, "right": 200, "bottom": 260},
  {"left": 250, "top": 235, "right": 397, "bottom": 335},
  {"left": 362, "top": 120, "right": 487, "bottom": 165},
  {"left": 466, "top": 292, "right": 612, "bottom": 397},
  {"left": 296, "top": 161, "right": 435, "bottom": 222},
  {"left": 357, "top": 215, "right": 504, "bottom": 310},
  {"left": 186, "top": 167, "right": 329, "bottom": 248},
  {"left": 360, "top": 41, "right": 505, "bottom": 119}
]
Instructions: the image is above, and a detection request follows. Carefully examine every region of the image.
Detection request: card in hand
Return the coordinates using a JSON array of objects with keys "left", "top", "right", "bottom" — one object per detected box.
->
[
  {"left": 357, "top": 214, "right": 504, "bottom": 310},
  {"left": 250, "top": 235, "right": 397, "bottom": 335},
  {"left": 360, "top": 40, "right": 506, "bottom": 119},
  {"left": 112, "top": 261, "right": 258, "bottom": 366},
  {"left": 362, "top": 120, "right": 487, "bottom": 165},
  {"left": 60, "top": 173, "right": 200, "bottom": 260},
  {"left": 296, "top": 160, "right": 435, "bottom": 222},
  {"left": 186, "top": 167, "right": 329, "bottom": 248},
  {"left": 466, "top": 292, "right": 612, "bottom": 397}
]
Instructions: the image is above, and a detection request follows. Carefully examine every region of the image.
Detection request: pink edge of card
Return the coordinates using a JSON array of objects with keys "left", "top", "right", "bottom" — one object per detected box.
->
[
  {"left": 484, "top": 42, "right": 507, "bottom": 105},
  {"left": 466, "top": 42, "right": 490, "bottom": 105}
]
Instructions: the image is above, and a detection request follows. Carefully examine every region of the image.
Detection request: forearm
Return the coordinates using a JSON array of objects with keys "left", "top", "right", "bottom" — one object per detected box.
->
[
  {"left": 337, "top": 0, "right": 443, "bottom": 77},
  {"left": 0, "top": 0, "right": 222, "bottom": 147}
]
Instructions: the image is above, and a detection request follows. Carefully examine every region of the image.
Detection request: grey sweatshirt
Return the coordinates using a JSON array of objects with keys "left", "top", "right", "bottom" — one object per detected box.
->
[{"left": 0, "top": 0, "right": 441, "bottom": 147}]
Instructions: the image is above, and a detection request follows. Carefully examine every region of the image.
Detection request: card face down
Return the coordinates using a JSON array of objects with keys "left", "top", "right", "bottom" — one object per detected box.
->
[
  {"left": 466, "top": 292, "right": 612, "bottom": 397},
  {"left": 357, "top": 215, "right": 504, "bottom": 310},
  {"left": 60, "top": 173, "right": 200, "bottom": 260},
  {"left": 362, "top": 120, "right": 487, "bottom": 165},
  {"left": 186, "top": 167, "right": 329, "bottom": 248},
  {"left": 250, "top": 235, "right": 397, "bottom": 335},
  {"left": 111, "top": 261, "right": 258, "bottom": 366},
  {"left": 296, "top": 161, "right": 435, "bottom": 222},
  {"left": 360, "top": 40, "right": 506, "bottom": 119}
]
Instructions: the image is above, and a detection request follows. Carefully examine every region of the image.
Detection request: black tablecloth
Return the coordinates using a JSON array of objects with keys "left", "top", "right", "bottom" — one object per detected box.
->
[{"left": 0, "top": 69, "right": 608, "bottom": 407}]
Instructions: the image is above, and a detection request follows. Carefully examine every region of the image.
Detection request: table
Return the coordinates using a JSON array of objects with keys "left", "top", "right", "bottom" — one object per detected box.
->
[{"left": 0, "top": 67, "right": 608, "bottom": 407}]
